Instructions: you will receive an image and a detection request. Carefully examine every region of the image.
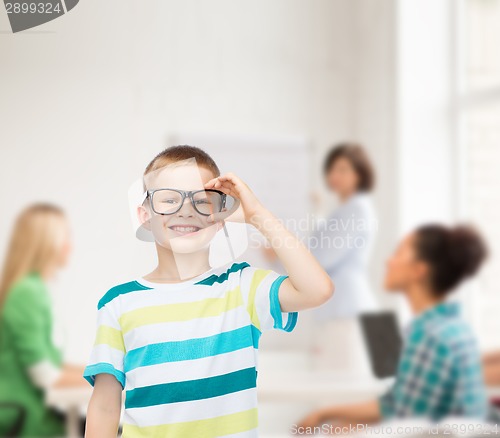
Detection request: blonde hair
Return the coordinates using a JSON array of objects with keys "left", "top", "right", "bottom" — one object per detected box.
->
[{"left": 0, "top": 204, "right": 66, "bottom": 310}]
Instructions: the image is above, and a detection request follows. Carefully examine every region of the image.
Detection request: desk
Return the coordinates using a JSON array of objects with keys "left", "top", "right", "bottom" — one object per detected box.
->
[
  {"left": 45, "top": 373, "right": 391, "bottom": 437},
  {"left": 45, "top": 387, "right": 92, "bottom": 437},
  {"left": 258, "top": 371, "right": 393, "bottom": 404}
]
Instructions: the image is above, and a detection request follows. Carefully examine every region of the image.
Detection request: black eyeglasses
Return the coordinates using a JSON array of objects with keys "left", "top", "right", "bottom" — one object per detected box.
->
[{"left": 142, "top": 188, "right": 226, "bottom": 216}]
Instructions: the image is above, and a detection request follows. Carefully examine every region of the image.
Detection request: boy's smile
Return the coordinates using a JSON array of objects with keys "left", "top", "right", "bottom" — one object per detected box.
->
[{"left": 168, "top": 223, "right": 203, "bottom": 236}]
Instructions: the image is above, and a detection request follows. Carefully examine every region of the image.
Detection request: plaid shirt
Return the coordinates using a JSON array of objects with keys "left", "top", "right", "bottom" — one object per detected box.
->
[{"left": 379, "top": 301, "right": 487, "bottom": 421}]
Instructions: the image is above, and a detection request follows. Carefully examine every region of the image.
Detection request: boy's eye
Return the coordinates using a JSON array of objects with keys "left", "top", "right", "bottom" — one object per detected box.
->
[
  {"left": 161, "top": 198, "right": 179, "bottom": 204},
  {"left": 195, "top": 199, "right": 210, "bottom": 205}
]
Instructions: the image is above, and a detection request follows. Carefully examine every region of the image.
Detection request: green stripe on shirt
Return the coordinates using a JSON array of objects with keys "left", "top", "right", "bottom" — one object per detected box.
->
[{"left": 125, "top": 367, "right": 257, "bottom": 408}]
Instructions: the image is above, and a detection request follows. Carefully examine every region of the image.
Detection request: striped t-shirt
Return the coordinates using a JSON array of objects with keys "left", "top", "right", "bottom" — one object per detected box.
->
[{"left": 83, "top": 262, "right": 298, "bottom": 437}]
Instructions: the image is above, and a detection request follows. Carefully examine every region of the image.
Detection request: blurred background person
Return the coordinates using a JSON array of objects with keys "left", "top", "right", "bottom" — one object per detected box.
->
[
  {"left": 483, "top": 352, "right": 500, "bottom": 386},
  {"left": 299, "top": 224, "right": 488, "bottom": 429},
  {"left": 0, "top": 204, "right": 87, "bottom": 437},
  {"left": 311, "top": 142, "right": 378, "bottom": 320},
  {"left": 308, "top": 143, "right": 378, "bottom": 372},
  {"left": 482, "top": 351, "right": 500, "bottom": 415}
]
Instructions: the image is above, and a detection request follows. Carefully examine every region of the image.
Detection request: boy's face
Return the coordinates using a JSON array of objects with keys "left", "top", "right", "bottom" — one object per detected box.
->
[{"left": 138, "top": 163, "right": 222, "bottom": 254}]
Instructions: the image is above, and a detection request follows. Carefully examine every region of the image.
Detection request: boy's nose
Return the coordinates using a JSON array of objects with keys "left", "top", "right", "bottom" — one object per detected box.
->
[{"left": 176, "top": 198, "right": 195, "bottom": 217}]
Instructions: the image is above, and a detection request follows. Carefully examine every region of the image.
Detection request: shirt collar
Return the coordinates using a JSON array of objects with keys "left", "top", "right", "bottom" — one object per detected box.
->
[{"left": 411, "top": 301, "right": 461, "bottom": 330}]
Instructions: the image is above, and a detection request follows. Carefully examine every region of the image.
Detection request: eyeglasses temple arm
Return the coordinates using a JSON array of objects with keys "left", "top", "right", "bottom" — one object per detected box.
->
[{"left": 223, "top": 223, "right": 236, "bottom": 260}]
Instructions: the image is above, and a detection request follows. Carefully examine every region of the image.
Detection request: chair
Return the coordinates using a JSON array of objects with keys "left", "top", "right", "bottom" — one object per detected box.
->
[{"left": 0, "top": 402, "right": 26, "bottom": 437}]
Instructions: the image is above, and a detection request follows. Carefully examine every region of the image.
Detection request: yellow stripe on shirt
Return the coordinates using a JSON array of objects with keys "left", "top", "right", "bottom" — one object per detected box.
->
[
  {"left": 247, "top": 270, "right": 271, "bottom": 331},
  {"left": 119, "top": 287, "right": 244, "bottom": 334},
  {"left": 94, "top": 325, "right": 125, "bottom": 352},
  {"left": 122, "top": 407, "right": 258, "bottom": 438}
]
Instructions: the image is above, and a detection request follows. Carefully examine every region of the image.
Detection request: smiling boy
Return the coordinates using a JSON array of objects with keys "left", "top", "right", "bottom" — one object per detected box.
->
[{"left": 83, "top": 145, "right": 334, "bottom": 438}]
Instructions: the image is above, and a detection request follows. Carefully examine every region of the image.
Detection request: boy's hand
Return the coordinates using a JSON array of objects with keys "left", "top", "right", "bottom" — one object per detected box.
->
[{"left": 204, "top": 173, "right": 266, "bottom": 224}]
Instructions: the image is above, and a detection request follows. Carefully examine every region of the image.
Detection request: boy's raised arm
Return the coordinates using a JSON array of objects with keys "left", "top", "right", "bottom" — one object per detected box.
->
[
  {"left": 85, "top": 374, "right": 122, "bottom": 438},
  {"left": 205, "top": 173, "right": 334, "bottom": 313}
]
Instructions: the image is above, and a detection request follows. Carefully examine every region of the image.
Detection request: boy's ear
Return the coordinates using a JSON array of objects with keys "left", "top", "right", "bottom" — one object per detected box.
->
[{"left": 137, "top": 205, "right": 152, "bottom": 231}]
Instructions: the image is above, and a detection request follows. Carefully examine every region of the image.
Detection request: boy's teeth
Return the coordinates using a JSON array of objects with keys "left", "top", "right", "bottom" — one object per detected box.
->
[{"left": 172, "top": 226, "right": 198, "bottom": 232}]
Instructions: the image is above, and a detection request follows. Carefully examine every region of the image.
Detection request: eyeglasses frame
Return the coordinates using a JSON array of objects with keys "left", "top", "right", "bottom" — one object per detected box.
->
[{"left": 141, "top": 188, "right": 227, "bottom": 216}]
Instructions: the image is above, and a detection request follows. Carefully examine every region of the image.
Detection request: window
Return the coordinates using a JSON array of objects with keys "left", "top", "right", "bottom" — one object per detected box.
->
[{"left": 459, "top": 0, "right": 500, "bottom": 349}]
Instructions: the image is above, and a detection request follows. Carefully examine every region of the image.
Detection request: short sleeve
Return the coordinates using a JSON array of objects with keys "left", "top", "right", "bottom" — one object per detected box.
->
[
  {"left": 83, "top": 301, "right": 126, "bottom": 390},
  {"left": 3, "top": 283, "right": 61, "bottom": 368},
  {"left": 239, "top": 266, "right": 298, "bottom": 333}
]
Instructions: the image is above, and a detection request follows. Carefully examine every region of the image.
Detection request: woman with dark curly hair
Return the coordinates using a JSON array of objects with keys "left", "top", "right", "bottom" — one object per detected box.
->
[{"left": 299, "top": 224, "right": 488, "bottom": 428}]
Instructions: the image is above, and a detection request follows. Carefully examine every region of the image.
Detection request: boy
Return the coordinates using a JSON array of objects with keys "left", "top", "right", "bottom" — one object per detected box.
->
[{"left": 83, "top": 145, "right": 334, "bottom": 437}]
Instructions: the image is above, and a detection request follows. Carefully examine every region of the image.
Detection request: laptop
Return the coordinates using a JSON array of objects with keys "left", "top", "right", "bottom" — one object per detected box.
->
[{"left": 359, "top": 311, "right": 402, "bottom": 378}]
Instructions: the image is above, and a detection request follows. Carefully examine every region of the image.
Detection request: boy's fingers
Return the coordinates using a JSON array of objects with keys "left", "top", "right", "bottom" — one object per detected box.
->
[
  {"left": 218, "top": 174, "right": 241, "bottom": 186},
  {"left": 219, "top": 181, "right": 239, "bottom": 195},
  {"left": 206, "top": 180, "right": 224, "bottom": 190},
  {"left": 204, "top": 178, "right": 219, "bottom": 188},
  {"left": 217, "top": 173, "right": 242, "bottom": 185},
  {"left": 217, "top": 186, "right": 238, "bottom": 198},
  {"left": 208, "top": 204, "right": 244, "bottom": 224},
  {"left": 205, "top": 179, "right": 240, "bottom": 199},
  {"left": 205, "top": 175, "right": 245, "bottom": 199},
  {"left": 207, "top": 212, "right": 226, "bottom": 223}
]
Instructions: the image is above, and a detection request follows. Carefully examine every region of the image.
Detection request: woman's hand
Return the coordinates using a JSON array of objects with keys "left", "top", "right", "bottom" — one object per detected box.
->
[
  {"left": 297, "top": 400, "right": 381, "bottom": 435},
  {"left": 297, "top": 408, "right": 328, "bottom": 432},
  {"left": 204, "top": 173, "right": 266, "bottom": 224}
]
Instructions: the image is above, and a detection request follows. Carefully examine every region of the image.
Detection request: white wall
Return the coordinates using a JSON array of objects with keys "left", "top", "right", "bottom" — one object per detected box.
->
[
  {"left": 0, "top": 0, "right": 360, "bottom": 362},
  {"left": 351, "top": 0, "right": 399, "bottom": 308}
]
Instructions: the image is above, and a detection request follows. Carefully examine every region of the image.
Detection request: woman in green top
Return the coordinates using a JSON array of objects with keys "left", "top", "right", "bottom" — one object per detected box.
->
[{"left": 0, "top": 204, "right": 86, "bottom": 437}]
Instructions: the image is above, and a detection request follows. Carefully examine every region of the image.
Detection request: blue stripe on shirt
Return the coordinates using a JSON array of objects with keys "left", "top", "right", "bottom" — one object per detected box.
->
[{"left": 124, "top": 325, "right": 260, "bottom": 372}]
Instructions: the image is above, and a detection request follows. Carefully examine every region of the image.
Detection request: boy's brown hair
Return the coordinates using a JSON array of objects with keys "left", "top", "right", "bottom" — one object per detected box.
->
[{"left": 144, "top": 145, "right": 220, "bottom": 178}]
